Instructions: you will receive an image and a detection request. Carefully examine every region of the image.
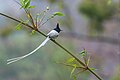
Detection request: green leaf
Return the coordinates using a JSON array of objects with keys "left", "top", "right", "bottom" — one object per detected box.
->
[
  {"left": 29, "top": 6, "right": 35, "bottom": 9},
  {"left": 31, "top": 30, "right": 35, "bottom": 35},
  {"left": 53, "top": 12, "right": 64, "bottom": 16},
  {"left": 79, "top": 49, "right": 86, "bottom": 57},
  {"left": 70, "top": 64, "right": 77, "bottom": 78},
  {"left": 20, "top": 0, "right": 25, "bottom": 9},
  {"left": 24, "top": 0, "right": 30, "bottom": 8},
  {"left": 20, "top": 0, "right": 24, "bottom": 6},
  {"left": 16, "top": 23, "right": 22, "bottom": 30},
  {"left": 24, "top": 0, "right": 29, "bottom": 3},
  {"left": 66, "top": 58, "right": 75, "bottom": 63},
  {"left": 20, "top": 0, "right": 32, "bottom": 9}
]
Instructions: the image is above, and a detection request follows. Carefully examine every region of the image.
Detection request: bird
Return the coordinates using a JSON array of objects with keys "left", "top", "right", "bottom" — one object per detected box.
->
[{"left": 7, "top": 23, "right": 62, "bottom": 64}]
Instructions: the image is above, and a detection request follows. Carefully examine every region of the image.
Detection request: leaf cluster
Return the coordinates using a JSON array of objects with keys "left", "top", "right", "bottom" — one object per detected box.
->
[
  {"left": 58, "top": 49, "right": 96, "bottom": 80},
  {"left": 15, "top": 0, "right": 64, "bottom": 35}
]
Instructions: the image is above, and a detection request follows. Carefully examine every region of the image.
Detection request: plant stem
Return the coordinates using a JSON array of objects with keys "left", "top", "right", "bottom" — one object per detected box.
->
[
  {"left": 0, "top": 13, "right": 102, "bottom": 80},
  {"left": 41, "top": 17, "right": 52, "bottom": 26},
  {"left": 56, "top": 62, "right": 84, "bottom": 69},
  {"left": 27, "top": 12, "right": 37, "bottom": 29},
  {"left": 87, "top": 67, "right": 102, "bottom": 80}
]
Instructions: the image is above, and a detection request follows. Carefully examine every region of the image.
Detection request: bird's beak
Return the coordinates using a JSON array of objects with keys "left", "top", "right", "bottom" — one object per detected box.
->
[{"left": 60, "top": 30, "right": 63, "bottom": 31}]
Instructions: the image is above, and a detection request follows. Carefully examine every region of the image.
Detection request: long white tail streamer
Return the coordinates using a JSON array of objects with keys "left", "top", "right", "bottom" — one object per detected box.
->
[{"left": 7, "top": 37, "right": 50, "bottom": 64}]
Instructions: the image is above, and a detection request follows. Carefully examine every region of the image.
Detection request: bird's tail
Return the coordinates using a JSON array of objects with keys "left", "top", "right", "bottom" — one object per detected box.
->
[{"left": 7, "top": 37, "right": 50, "bottom": 64}]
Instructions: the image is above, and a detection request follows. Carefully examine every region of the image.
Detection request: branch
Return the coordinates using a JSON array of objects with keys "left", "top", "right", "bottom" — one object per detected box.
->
[
  {"left": 87, "top": 67, "right": 102, "bottom": 80},
  {"left": 0, "top": 13, "right": 46, "bottom": 36},
  {"left": 0, "top": 12, "right": 102, "bottom": 80},
  {"left": 28, "top": 12, "right": 37, "bottom": 29}
]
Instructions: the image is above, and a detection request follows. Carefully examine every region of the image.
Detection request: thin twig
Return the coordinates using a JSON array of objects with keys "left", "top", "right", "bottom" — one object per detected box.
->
[
  {"left": 41, "top": 17, "right": 52, "bottom": 26},
  {"left": 35, "top": 14, "right": 38, "bottom": 28},
  {"left": 37, "top": 11, "right": 46, "bottom": 27},
  {"left": 28, "top": 12, "right": 37, "bottom": 29},
  {"left": 75, "top": 69, "right": 86, "bottom": 76},
  {"left": 38, "top": 11, "right": 47, "bottom": 26},
  {"left": 56, "top": 62, "right": 85, "bottom": 69}
]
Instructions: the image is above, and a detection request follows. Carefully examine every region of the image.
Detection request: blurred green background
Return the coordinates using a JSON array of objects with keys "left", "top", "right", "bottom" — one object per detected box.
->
[{"left": 0, "top": 0, "right": 120, "bottom": 80}]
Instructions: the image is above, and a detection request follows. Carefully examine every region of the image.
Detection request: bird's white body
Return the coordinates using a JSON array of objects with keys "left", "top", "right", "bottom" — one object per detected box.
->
[
  {"left": 7, "top": 30, "right": 59, "bottom": 64},
  {"left": 47, "top": 30, "right": 59, "bottom": 39}
]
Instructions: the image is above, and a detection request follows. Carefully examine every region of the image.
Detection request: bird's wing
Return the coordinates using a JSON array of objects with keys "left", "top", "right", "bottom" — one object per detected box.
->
[
  {"left": 7, "top": 37, "right": 50, "bottom": 64},
  {"left": 47, "top": 30, "right": 59, "bottom": 39},
  {"left": 47, "top": 30, "right": 54, "bottom": 36}
]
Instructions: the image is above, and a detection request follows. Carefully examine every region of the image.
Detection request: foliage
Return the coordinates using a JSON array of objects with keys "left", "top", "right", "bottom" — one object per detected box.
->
[
  {"left": 20, "top": 0, "right": 34, "bottom": 9},
  {"left": 15, "top": 0, "right": 64, "bottom": 32},
  {"left": 53, "top": 12, "right": 65, "bottom": 16},
  {"left": 78, "top": 0, "right": 115, "bottom": 33},
  {"left": 58, "top": 49, "right": 97, "bottom": 80},
  {"left": 6, "top": 0, "right": 64, "bottom": 64},
  {"left": 16, "top": 23, "right": 22, "bottom": 30}
]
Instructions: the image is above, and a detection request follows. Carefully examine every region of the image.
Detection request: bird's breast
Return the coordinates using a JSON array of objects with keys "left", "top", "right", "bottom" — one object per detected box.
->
[{"left": 48, "top": 30, "right": 59, "bottom": 39}]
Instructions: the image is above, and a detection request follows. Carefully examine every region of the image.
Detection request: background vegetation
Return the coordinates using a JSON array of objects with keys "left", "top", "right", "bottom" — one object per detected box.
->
[{"left": 0, "top": 0, "right": 120, "bottom": 80}]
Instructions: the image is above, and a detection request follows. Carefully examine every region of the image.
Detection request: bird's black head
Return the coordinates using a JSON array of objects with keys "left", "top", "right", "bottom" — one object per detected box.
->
[{"left": 54, "top": 23, "right": 62, "bottom": 33}]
